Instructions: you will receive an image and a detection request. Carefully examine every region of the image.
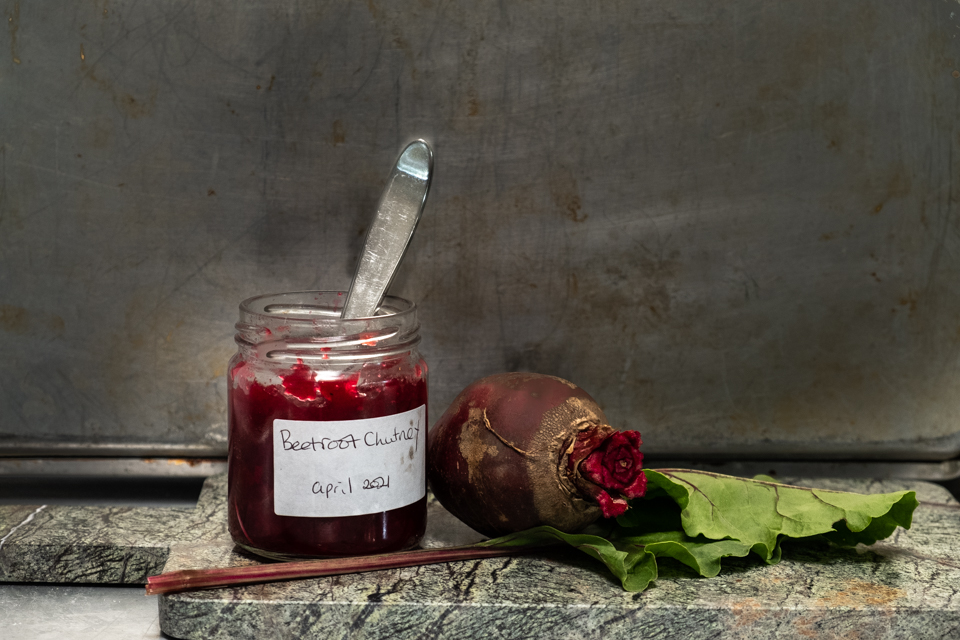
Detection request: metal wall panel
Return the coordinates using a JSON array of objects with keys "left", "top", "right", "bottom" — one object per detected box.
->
[{"left": 1, "top": 1, "right": 958, "bottom": 459}]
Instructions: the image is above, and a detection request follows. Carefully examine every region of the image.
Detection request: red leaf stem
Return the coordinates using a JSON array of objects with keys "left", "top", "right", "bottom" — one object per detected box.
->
[{"left": 145, "top": 545, "right": 538, "bottom": 596}]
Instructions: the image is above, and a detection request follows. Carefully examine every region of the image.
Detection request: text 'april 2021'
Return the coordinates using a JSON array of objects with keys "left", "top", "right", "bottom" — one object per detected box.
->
[{"left": 311, "top": 476, "right": 390, "bottom": 498}]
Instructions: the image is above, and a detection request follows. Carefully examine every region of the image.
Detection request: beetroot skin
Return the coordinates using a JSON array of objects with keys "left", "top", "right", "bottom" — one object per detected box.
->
[{"left": 427, "top": 373, "right": 646, "bottom": 537}]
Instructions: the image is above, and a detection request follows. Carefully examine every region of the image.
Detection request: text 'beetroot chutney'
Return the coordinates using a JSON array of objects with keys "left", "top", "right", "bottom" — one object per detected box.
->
[{"left": 227, "top": 291, "right": 427, "bottom": 559}]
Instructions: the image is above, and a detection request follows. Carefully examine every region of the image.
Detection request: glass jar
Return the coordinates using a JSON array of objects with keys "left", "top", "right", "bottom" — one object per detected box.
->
[{"left": 227, "top": 291, "right": 427, "bottom": 559}]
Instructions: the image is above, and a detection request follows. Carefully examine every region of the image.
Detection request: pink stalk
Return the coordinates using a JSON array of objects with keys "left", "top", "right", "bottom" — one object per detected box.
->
[{"left": 145, "top": 545, "right": 538, "bottom": 596}]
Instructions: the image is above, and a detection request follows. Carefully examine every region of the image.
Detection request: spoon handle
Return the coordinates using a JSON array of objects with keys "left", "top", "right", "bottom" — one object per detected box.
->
[{"left": 341, "top": 140, "right": 433, "bottom": 319}]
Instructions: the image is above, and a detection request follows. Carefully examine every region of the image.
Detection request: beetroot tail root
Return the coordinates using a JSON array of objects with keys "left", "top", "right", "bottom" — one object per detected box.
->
[{"left": 145, "top": 545, "right": 542, "bottom": 596}]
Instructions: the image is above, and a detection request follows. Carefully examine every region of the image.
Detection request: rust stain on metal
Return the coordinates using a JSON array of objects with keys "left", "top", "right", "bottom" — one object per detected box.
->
[
  {"left": 467, "top": 93, "right": 480, "bottom": 116},
  {"left": 461, "top": 45, "right": 481, "bottom": 117},
  {"left": 868, "top": 163, "right": 913, "bottom": 215},
  {"left": 899, "top": 290, "right": 919, "bottom": 315},
  {"left": 567, "top": 272, "right": 578, "bottom": 296},
  {"left": 0, "top": 305, "right": 28, "bottom": 334},
  {"left": 8, "top": 1, "right": 20, "bottom": 64},
  {"left": 330, "top": 119, "right": 346, "bottom": 145},
  {"left": 549, "top": 167, "right": 586, "bottom": 223},
  {"left": 79, "top": 55, "right": 158, "bottom": 120},
  {"left": 0, "top": 305, "right": 65, "bottom": 337}
]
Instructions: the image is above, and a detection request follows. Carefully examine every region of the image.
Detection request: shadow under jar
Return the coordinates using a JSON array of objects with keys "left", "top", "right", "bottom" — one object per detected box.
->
[{"left": 227, "top": 291, "right": 427, "bottom": 559}]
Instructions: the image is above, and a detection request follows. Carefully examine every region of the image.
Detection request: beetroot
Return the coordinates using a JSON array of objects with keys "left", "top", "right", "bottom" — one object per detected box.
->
[{"left": 427, "top": 372, "right": 646, "bottom": 537}]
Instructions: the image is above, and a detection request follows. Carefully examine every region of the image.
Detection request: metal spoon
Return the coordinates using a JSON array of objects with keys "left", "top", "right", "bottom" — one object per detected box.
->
[{"left": 341, "top": 140, "right": 434, "bottom": 319}]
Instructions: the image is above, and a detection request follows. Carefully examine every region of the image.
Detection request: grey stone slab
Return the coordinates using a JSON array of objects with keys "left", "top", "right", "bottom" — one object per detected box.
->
[
  {"left": 3, "top": 474, "right": 959, "bottom": 639},
  {"left": 159, "top": 477, "right": 960, "bottom": 640},
  {"left": 0, "top": 474, "right": 226, "bottom": 584}
]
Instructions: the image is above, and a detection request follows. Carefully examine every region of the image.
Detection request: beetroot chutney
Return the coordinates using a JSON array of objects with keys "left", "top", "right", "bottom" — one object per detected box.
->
[{"left": 227, "top": 291, "right": 427, "bottom": 559}]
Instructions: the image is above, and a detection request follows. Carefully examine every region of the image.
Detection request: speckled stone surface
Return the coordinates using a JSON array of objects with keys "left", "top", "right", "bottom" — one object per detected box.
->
[
  {"left": 3, "top": 475, "right": 959, "bottom": 639},
  {"left": 0, "top": 479, "right": 224, "bottom": 584},
  {"left": 161, "top": 477, "right": 960, "bottom": 640}
]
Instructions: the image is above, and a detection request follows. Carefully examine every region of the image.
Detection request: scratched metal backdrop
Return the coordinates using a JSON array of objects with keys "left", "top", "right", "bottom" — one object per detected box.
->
[{"left": 1, "top": 1, "right": 959, "bottom": 459}]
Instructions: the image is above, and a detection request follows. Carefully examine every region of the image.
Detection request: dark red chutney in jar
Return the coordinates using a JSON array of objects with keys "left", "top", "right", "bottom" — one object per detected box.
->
[{"left": 227, "top": 291, "right": 427, "bottom": 559}]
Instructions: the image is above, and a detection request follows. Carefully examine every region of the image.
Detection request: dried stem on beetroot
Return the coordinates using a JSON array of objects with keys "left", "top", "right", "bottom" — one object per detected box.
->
[{"left": 145, "top": 544, "right": 543, "bottom": 596}]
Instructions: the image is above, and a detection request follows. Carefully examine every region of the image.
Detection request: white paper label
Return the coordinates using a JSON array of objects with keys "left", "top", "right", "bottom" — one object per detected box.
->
[{"left": 272, "top": 406, "right": 426, "bottom": 518}]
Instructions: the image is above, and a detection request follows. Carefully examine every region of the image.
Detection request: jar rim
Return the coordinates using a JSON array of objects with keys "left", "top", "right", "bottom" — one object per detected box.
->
[
  {"left": 235, "top": 291, "right": 420, "bottom": 360},
  {"left": 239, "top": 290, "right": 415, "bottom": 324}
]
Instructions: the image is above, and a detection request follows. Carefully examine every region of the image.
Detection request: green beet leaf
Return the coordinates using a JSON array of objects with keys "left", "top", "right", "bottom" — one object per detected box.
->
[
  {"left": 479, "top": 469, "right": 918, "bottom": 592},
  {"left": 645, "top": 469, "right": 919, "bottom": 562},
  {"left": 615, "top": 529, "right": 753, "bottom": 578},
  {"left": 477, "top": 525, "right": 660, "bottom": 592}
]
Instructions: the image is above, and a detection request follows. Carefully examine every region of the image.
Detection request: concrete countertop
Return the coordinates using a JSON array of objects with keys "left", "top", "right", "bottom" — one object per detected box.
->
[{"left": 0, "top": 584, "right": 163, "bottom": 640}]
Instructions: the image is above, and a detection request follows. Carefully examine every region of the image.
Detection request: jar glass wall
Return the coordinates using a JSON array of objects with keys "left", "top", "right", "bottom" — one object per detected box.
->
[{"left": 227, "top": 291, "right": 427, "bottom": 559}]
